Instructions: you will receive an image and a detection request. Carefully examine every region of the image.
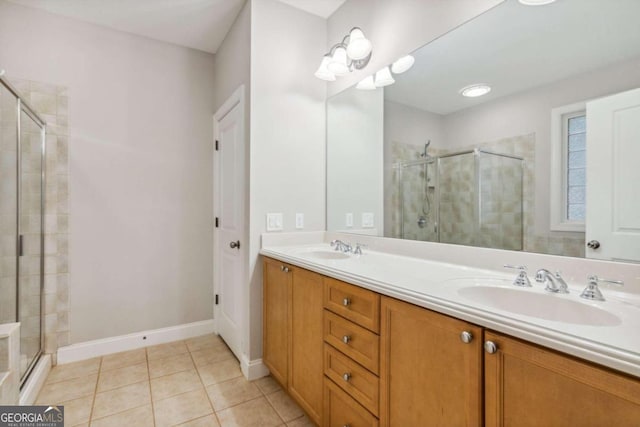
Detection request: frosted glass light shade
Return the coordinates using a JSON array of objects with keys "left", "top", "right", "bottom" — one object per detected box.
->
[
  {"left": 314, "top": 56, "right": 336, "bottom": 81},
  {"left": 327, "top": 46, "right": 350, "bottom": 76},
  {"left": 391, "top": 55, "right": 415, "bottom": 74},
  {"left": 518, "top": 0, "right": 556, "bottom": 5},
  {"left": 460, "top": 84, "right": 491, "bottom": 98},
  {"left": 356, "top": 75, "right": 376, "bottom": 90},
  {"left": 346, "top": 28, "right": 372, "bottom": 60},
  {"left": 374, "top": 66, "right": 395, "bottom": 87}
]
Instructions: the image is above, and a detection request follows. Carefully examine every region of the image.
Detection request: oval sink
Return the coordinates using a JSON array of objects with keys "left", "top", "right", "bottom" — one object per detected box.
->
[
  {"left": 458, "top": 285, "right": 621, "bottom": 326},
  {"left": 296, "top": 250, "right": 350, "bottom": 260}
]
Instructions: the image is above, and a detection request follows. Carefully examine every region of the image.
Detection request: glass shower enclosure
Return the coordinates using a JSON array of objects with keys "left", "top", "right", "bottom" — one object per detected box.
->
[
  {"left": 0, "top": 73, "right": 46, "bottom": 386},
  {"left": 399, "top": 149, "right": 524, "bottom": 251}
]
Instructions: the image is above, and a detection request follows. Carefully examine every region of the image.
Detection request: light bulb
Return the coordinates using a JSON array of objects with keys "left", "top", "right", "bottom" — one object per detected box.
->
[
  {"left": 346, "top": 28, "right": 372, "bottom": 60},
  {"left": 374, "top": 66, "right": 395, "bottom": 87},
  {"left": 327, "top": 46, "right": 350, "bottom": 76},
  {"left": 314, "top": 56, "right": 336, "bottom": 81},
  {"left": 391, "top": 55, "right": 415, "bottom": 74},
  {"left": 356, "top": 75, "right": 376, "bottom": 90}
]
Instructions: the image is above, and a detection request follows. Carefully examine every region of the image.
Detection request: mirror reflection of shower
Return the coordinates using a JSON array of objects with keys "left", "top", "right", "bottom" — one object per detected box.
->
[{"left": 417, "top": 140, "right": 431, "bottom": 229}]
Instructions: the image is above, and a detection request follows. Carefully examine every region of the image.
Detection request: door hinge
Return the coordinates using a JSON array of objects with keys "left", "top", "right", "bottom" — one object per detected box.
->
[
  {"left": 215, "top": 140, "right": 219, "bottom": 151},
  {"left": 215, "top": 217, "right": 219, "bottom": 228},
  {"left": 18, "top": 235, "right": 23, "bottom": 257},
  {"left": 215, "top": 294, "right": 219, "bottom": 305}
]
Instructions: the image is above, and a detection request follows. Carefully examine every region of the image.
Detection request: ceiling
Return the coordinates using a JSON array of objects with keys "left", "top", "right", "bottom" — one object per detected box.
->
[
  {"left": 8, "top": 0, "right": 345, "bottom": 54},
  {"left": 385, "top": 0, "right": 640, "bottom": 115}
]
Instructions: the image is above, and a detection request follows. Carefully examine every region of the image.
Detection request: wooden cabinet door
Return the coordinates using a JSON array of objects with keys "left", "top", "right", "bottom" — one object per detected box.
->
[
  {"left": 263, "top": 258, "right": 290, "bottom": 387},
  {"left": 380, "top": 296, "right": 483, "bottom": 427},
  {"left": 484, "top": 331, "right": 640, "bottom": 427},
  {"left": 289, "top": 268, "right": 324, "bottom": 425}
]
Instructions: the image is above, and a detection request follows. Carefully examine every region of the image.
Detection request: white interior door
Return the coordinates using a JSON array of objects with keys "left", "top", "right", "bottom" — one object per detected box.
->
[
  {"left": 214, "top": 87, "right": 245, "bottom": 359},
  {"left": 586, "top": 88, "right": 640, "bottom": 262}
]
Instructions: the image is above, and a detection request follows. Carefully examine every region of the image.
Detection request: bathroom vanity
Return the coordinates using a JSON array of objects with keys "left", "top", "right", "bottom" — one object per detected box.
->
[{"left": 261, "top": 237, "right": 640, "bottom": 427}]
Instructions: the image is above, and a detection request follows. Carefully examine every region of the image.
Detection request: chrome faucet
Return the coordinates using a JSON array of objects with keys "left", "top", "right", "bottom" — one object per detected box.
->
[
  {"left": 503, "top": 265, "right": 531, "bottom": 287},
  {"left": 535, "top": 269, "right": 569, "bottom": 294},
  {"left": 353, "top": 243, "right": 367, "bottom": 255},
  {"left": 580, "top": 275, "right": 624, "bottom": 302},
  {"left": 330, "top": 239, "right": 352, "bottom": 253}
]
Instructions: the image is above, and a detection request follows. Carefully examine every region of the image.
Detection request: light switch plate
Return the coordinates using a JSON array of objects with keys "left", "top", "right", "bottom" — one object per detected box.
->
[
  {"left": 295, "top": 213, "right": 304, "bottom": 229},
  {"left": 345, "top": 213, "right": 353, "bottom": 227},
  {"left": 266, "top": 213, "right": 283, "bottom": 231},
  {"left": 362, "top": 212, "right": 374, "bottom": 228}
]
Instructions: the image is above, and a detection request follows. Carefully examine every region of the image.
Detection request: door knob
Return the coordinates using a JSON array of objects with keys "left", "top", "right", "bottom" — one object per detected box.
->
[
  {"left": 229, "top": 240, "right": 240, "bottom": 249},
  {"left": 587, "top": 240, "right": 600, "bottom": 249}
]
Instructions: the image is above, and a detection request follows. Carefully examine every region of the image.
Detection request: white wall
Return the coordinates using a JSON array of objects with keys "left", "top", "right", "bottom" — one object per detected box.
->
[
  {"left": 442, "top": 58, "right": 640, "bottom": 235},
  {"left": 249, "top": 0, "right": 327, "bottom": 359},
  {"left": 327, "top": 87, "right": 384, "bottom": 232},
  {"left": 0, "top": 1, "right": 216, "bottom": 343},
  {"left": 327, "top": 0, "right": 504, "bottom": 96}
]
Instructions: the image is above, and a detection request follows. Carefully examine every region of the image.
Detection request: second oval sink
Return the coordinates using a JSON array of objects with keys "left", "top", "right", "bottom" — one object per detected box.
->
[{"left": 458, "top": 285, "right": 621, "bottom": 326}]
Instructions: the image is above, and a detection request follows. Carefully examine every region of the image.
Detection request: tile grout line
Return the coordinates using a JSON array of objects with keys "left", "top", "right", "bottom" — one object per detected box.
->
[
  {"left": 145, "top": 348, "right": 157, "bottom": 427},
  {"left": 86, "top": 356, "right": 103, "bottom": 426},
  {"left": 187, "top": 342, "right": 222, "bottom": 426}
]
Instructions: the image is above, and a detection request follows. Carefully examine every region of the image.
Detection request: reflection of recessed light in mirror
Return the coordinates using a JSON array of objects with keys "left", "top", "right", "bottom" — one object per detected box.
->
[
  {"left": 518, "top": 0, "right": 557, "bottom": 5},
  {"left": 460, "top": 84, "right": 492, "bottom": 98},
  {"left": 391, "top": 55, "right": 415, "bottom": 74}
]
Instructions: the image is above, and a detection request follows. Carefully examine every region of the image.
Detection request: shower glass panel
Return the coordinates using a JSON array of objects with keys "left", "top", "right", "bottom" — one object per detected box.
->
[
  {"left": 399, "top": 159, "right": 438, "bottom": 242},
  {"left": 438, "top": 152, "right": 476, "bottom": 246},
  {"left": 0, "top": 85, "right": 18, "bottom": 325},
  {"left": 19, "top": 109, "right": 44, "bottom": 379}
]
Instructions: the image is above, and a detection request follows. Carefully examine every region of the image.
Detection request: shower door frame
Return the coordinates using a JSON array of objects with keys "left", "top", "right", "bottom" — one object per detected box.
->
[
  {"left": 397, "top": 157, "right": 439, "bottom": 241},
  {"left": 1, "top": 74, "right": 47, "bottom": 387}
]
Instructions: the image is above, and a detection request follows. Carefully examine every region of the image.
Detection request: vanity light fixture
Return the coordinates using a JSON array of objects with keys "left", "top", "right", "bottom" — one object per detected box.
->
[
  {"left": 518, "top": 0, "right": 557, "bottom": 5},
  {"left": 391, "top": 55, "right": 415, "bottom": 74},
  {"left": 315, "top": 27, "right": 373, "bottom": 81},
  {"left": 374, "top": 66, "right": 395, "bottom": 87},
  {"left": 356, "top": 75, "right": 377, "bottom": 90},
  {"left": 460, "top": 83, "right": 492, "bottom": 98}
]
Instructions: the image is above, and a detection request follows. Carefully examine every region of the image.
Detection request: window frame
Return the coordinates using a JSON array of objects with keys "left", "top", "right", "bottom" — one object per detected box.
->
[{"left": 550, "top": 102, "right": 586, "bottom": 232}]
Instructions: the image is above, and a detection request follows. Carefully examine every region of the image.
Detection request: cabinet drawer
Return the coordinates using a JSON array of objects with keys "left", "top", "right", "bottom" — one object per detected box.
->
[
  {"left": 324, "top": 310, "right": 380, "bottom": 374},
  {"left": 324, "top": 377, "right": 379, "bottom": 427},
  {"left": 324, "top": 278, "right": 380, "bottom": 333},
  {"left": 324, "top": 344, "right": 379, "bottom": 416}
]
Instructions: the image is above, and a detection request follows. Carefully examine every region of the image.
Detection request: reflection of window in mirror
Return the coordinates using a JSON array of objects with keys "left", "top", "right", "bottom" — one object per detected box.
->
[{"left": 550, "top": 102, "right": 587, "bottom": 232}]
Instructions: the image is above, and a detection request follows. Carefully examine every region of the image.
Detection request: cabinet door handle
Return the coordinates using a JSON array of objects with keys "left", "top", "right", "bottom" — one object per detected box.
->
[
  {"left": 342, "top": 372, "right": 351, "bottom": 382},
  {"left": 484, "top": 341, "right": 498, "bottom": 354},
  {"left": 342, "top": 297, "right": 351, "bottom": 307},
  {"left": 342, "top": 335, "right": 351, "bottom": 344},
  {"left": 280, "top": 265, "right": 289, "bottom": 273},
  {"left": 460, "top": 331, "right": 473, "bottom": 344}
]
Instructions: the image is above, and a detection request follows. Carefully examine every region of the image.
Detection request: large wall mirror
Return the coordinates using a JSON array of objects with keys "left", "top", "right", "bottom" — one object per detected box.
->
[{"left": 327, "top": 0, "right": 640, "bottom": 262}]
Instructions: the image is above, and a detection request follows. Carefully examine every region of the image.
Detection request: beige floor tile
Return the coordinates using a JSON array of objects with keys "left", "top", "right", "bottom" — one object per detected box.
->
[
  {"left": 147, "top": 340, "right": 188, "bottom": 361},
  {"left": 153, "top": 388, "right": 213, "bottom": 427},
  {"left": 254, "top": 376, "right": 283, "bottom": 395},
  {"left": 150, "top": 369, "right": 203, "bottom": 401},
  {"left": 186, "top": 334, "right": 224, "bottom": 352},
  {"left": 190, "top": 344, "right": 236, "bottom": 367},
  {"left": 286, "top": 415, "right": 315, "bottom": 426},
  {"left": 265, "top": 390, "right": 304, "bottom": 422},
  {"left": 197, "top": 359, "right": 242, "bottom": 386},
  {"left": 69, "top": 424, "right": 88, "bottom": 427},
  {"left": 36, "top": 374, "right": 98, "bottom": 404},
  {"left": 205, "top": 377, "right": 262, "bottom": 411},
  {"left": 45, "top": 358, "right": 100, "bottom": 384},
  {"left": 216, "top": 396, "right": 283, "bottom": 427},
  {"left": 101, "top": 348, "right": 147, "bottom": 372},
  {"left": 92, "top": 380, "right": 151, "bottom": 419},
  {"left": 148, "top": 352, "right": 195, "bottom": 378},
  {"left": 97, "top": 362, "right": 148, "bottom": 392},
  {"left": 90, "top": 404, "right": 154, "bottom": 427},
  {"left": 58, "top": 395, "right": 93, "bottom": 426},
  {"left": 177, "top": 414, "right": 221, "bottom": 427}
]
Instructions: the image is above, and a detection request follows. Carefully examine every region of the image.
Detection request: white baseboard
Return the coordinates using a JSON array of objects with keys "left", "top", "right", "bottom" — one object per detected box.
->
[
  {"left": 20, "top": 354, "right": 51, "bottom": 405},
  {"left": 240, "top": 354, "right": 270, "bottom": 381},
  {"left": 57, "top": 319, "right": 215, "bottom": 365}
]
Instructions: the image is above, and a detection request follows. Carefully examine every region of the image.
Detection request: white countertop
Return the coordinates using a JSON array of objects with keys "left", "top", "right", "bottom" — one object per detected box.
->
[{"left": 260, "top": 241, "right": 640, "bottom": 378}]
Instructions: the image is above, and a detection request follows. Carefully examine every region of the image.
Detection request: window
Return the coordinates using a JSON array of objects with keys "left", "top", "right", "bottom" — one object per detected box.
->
[{"left": 550, "top": 102, "right": 586, "bottom": 232}]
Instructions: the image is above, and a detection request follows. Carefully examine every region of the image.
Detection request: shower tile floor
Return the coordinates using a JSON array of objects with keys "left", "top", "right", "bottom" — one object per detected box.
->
[{"left": 36, "top": 334, "right": 313, "bottom": 427}]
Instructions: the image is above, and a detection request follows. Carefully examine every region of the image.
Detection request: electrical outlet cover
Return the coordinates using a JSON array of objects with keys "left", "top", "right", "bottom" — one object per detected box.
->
[
  {"left": 362, "top": 212, "right": 374, "bottom": 228},
  {"left": 295, "top": 213, "right": 304, "bottom": 229},
  {"left": 266, "top": 213, "right": 283, "bottom": 231},
  {"left": 345, "top": 213, "right": 353, "bottom": 227}
]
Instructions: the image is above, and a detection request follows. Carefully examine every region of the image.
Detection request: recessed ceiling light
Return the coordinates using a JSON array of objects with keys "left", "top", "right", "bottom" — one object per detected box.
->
[
  {"left": 460, "top": 84, "right": 491, "bottom": 98},
  {"left": 518, "top": 0, "right": 557, "bottom": 5}
]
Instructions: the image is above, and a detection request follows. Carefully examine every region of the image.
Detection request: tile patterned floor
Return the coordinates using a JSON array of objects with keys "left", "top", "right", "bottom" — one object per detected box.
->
[{"left": 36, "top": 334, "right": 315, "bottom": 427}]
